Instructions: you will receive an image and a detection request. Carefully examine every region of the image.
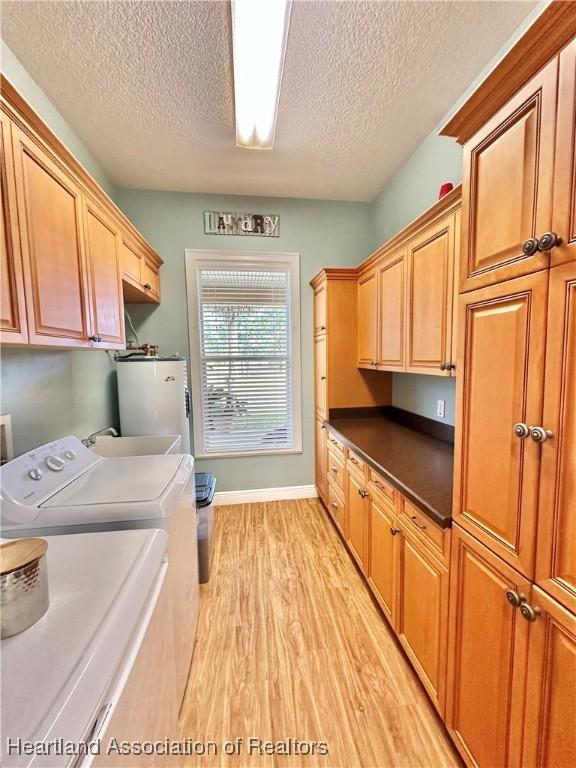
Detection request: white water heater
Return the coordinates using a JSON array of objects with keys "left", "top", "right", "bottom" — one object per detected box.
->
[{"left": 117, "top": 356, "right": 191, "bottom": 453}]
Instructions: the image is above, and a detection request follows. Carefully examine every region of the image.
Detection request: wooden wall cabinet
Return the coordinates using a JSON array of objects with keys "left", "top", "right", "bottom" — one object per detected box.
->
[
  {"left": 452, "top": 270, "right": 548, "bottom": 578},
  {"left": 11, "top": 123, "right": 93, "bottom": 348},
  {"left": 83, "top": 197, "right": 125, "bottom": 348},
  {"left": 122, "top": 235, "right": 162, "bottom": 305},
  {"left": 376, "top": 249, "right": 406, "bottom": 371},
  {"left": 0, "top": 76, "right": 163, "bottom": 350},
  {"left": 459, "top": 58, "right": 558, "bottom": 292},
  {"left": 357, "top": 189, "right": 461, "bottom": 376},
  {"left": 357, "top": 269, "right": 377, "bottom": 368},
  {"left": 0, "top": 110, "right": 27, "bottom": 344},
  {"left": 406, "top": 213, "right": 458, "bottom": 375}
]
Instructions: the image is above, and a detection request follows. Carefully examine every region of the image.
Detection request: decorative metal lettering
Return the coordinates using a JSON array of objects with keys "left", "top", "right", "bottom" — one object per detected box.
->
[{"left": 204, "top": 211, "right": 280, "bottom": 237}]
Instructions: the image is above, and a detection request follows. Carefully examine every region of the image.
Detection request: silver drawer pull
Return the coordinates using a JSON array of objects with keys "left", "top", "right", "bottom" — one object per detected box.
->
[{"left": 411, "top": 515, "right": 426, "bottom": 530}]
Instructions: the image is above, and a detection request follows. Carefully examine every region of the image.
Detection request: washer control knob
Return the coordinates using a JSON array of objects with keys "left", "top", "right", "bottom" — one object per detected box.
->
[
  {"left": 28, "top": 467, "right": 42, "bottom": 481},
  {"left": 45, "top": 456, "right": 65, "bottom": 472},
  {"left": 63, "top": 449, "right": 77, "bottom": 460}
]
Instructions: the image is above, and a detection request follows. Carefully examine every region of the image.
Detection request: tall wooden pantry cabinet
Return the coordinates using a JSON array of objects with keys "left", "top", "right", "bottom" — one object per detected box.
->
[{"left": 442, "top": 7, "right": 576, "bottom": 767}]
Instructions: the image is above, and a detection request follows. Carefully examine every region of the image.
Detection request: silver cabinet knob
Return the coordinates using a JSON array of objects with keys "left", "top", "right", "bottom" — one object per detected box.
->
[
  {"left": 390, "top": 527, "right": 400, "bottom": 536},
  {"left": 513, "top": 422, "right": 531, "bottom": 439},
  {"left": 331, "top": 500, "right": 338, "bottom": 509},
  {"left": 530, "top": 426, "right": 553, "bottom": 443}
]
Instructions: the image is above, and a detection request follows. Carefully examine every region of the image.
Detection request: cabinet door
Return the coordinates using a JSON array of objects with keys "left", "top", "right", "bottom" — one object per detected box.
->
[
  {"left": 551, "top": 39, "right": 576, "bottom": 266},
  {"left": 521, "top": 586, "right": 576, "bottom": 768},
  {"left": 446, "top": 526, "right": 531, "bottom": 768},
  {"left": 142, "top": 258, "right": 160, "bottom": 301},
  {"left": 376, "top": 249, "right": 406, "bottom": 371},
  {"left": 122, "top": 237, "right": 142, "bottom": 286},
  {"left": 0, "top": 111, "right": 27, "bottom": 344},
  {"left": 313, "top": 280, "right": 327, "bottom": 335},
  {"left": 12, "top": 125, "right": 91, "bottom": 346},
  {"left": 396, "top": 523, "right": 449, "bottom": 715},
  {"left": 83, "top": 197, "right": 125, "bottom": 347},
  {"left": 314, "top": 333, "right": 327, "bottom": 417},
  {"left": 357, "top": 270, "right": 377, "bottom": 367},
  {"left": 406, "top": 215, "right": 455, "bottom": 374},
  {"left": 453, "top": 271, "right": 548, "bottom": 578},
  {"left": 368, "top": 496, "right": 398, "bottom": 625},
  {"left": 315, "top": 418, "right": 327, "bottom": 502},
  {"left": 346, "top": 468, "right": 367, "bottom": 571},
  {"left": 460, "top": 57, "right": 558, "bottom": 291},
  {"left": 535, "top": 262, "right": 576, "bottom": 612}
]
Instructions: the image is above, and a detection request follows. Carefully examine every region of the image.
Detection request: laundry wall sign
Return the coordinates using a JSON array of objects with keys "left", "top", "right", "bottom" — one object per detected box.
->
[{"left": 203, "top": 211, "right": 280, "bottom": 237}]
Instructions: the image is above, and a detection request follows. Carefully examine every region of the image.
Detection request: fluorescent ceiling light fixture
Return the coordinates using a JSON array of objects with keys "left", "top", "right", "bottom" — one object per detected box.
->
[{"left": 232, "top": 0, "right": 292, "bottom": 150}]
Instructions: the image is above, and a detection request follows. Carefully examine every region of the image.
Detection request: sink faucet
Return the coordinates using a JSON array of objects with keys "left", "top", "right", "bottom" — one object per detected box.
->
[{"left": 82, "top": 427, "right": 118, "bottom": 447}]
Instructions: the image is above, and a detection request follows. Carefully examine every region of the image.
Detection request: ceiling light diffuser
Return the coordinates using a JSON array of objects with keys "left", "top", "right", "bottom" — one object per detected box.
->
[{"left": 231, "top": 0, "right": 292, "bottom": 150}]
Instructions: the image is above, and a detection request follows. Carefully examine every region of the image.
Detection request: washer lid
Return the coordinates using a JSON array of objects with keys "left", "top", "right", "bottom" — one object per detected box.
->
[{"left": 41, "top": 454, "right": 183, "bottom": 507}]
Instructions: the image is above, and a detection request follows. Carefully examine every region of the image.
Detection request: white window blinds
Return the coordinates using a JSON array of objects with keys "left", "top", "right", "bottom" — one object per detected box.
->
[{"left": 188, "top": 253, "right": 301, "bottom": 457}]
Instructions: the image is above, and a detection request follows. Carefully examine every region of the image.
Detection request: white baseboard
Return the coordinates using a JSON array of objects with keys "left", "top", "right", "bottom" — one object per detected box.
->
[{"left": 213, "top": 484, "right": 318, "bottom": 506}]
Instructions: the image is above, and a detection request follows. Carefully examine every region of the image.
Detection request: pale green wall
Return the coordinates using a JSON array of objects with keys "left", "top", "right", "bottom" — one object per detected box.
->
[
  {"left": 115, "top": 189, "right": 374, "bottom": 490},
  {"left": 0, "top": 42, "right": 120, "bottom": 455}
]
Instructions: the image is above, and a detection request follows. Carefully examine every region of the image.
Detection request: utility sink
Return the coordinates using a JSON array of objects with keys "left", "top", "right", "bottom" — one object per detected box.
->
[{"left": 91, "top": 435, "right": 182, "bottom": 457}]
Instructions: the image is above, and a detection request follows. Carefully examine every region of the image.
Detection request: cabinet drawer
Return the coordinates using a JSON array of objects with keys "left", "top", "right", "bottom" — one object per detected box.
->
[
  {"left": 327, "top": 481, "right": 345, "bottom": 533},
  {"left": 327, "top": 446, "right": 345, "bottom": 492},
  {"left": 347, "top": 448, "right": 365, "bottom": 475},
  {"left": 367, "top": 468, "right": 396, "bottom": 506},
  {"left": 325, "top": 431, "right": 344, "bottom": 455},
  {"left": 400, "top": 498, "right": 450, "bottom": 564}
]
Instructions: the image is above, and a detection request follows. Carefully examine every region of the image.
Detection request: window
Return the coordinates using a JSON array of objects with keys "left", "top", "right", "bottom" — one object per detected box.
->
[{"left": 186, "top": 250, "right": 301, "bottom": 457}]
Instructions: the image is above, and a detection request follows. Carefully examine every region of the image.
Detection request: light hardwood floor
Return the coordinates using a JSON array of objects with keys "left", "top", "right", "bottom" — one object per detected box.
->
[{"left": 180, "top": 499, "right": 460, "bottom": 768}]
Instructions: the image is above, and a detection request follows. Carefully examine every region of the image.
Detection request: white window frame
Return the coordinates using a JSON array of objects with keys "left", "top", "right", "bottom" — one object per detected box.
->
[{"left": 185, "top": 249, "right": 302, "bottom": 459}]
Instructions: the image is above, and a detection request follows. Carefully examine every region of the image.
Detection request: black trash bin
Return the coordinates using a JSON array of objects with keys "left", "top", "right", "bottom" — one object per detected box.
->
[{"left": 195, "top": 473, "right": 216, "bottom": 583}]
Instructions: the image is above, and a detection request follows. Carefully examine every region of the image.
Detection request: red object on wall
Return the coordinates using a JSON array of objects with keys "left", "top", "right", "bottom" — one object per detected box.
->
[{"left": 438, "top": 182, "right": 454, "bottom": 199}]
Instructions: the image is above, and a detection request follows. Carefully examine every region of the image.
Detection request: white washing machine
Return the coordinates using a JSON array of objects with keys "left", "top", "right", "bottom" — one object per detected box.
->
[{"left": 0, "top": 436, "right": 194, "bottom": 538}]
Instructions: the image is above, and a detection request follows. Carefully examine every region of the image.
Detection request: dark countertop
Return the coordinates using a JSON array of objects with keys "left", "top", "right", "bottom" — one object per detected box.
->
[{"left": 326, "top": 415, "right": 454, "bottom": 527}]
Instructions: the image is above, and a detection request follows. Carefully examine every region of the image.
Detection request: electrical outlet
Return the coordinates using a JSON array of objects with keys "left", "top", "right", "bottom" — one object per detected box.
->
[{"left": 436, "top": 399, "right": 446, "bottom": 419}]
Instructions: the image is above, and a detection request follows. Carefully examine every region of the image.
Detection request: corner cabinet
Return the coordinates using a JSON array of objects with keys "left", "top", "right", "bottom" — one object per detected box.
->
[{"left": 0, "top": 76, "right": 163, "bottom": 350}]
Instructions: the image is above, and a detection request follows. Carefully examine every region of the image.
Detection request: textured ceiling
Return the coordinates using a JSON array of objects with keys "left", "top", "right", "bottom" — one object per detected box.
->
[{"left": 1, "top": 0, "right": 537, "bottom": 201}]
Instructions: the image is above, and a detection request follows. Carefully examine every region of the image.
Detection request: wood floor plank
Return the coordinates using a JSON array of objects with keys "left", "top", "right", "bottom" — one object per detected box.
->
[{"left": 180, "top": 499, "right": 460, "bottom": 767}]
